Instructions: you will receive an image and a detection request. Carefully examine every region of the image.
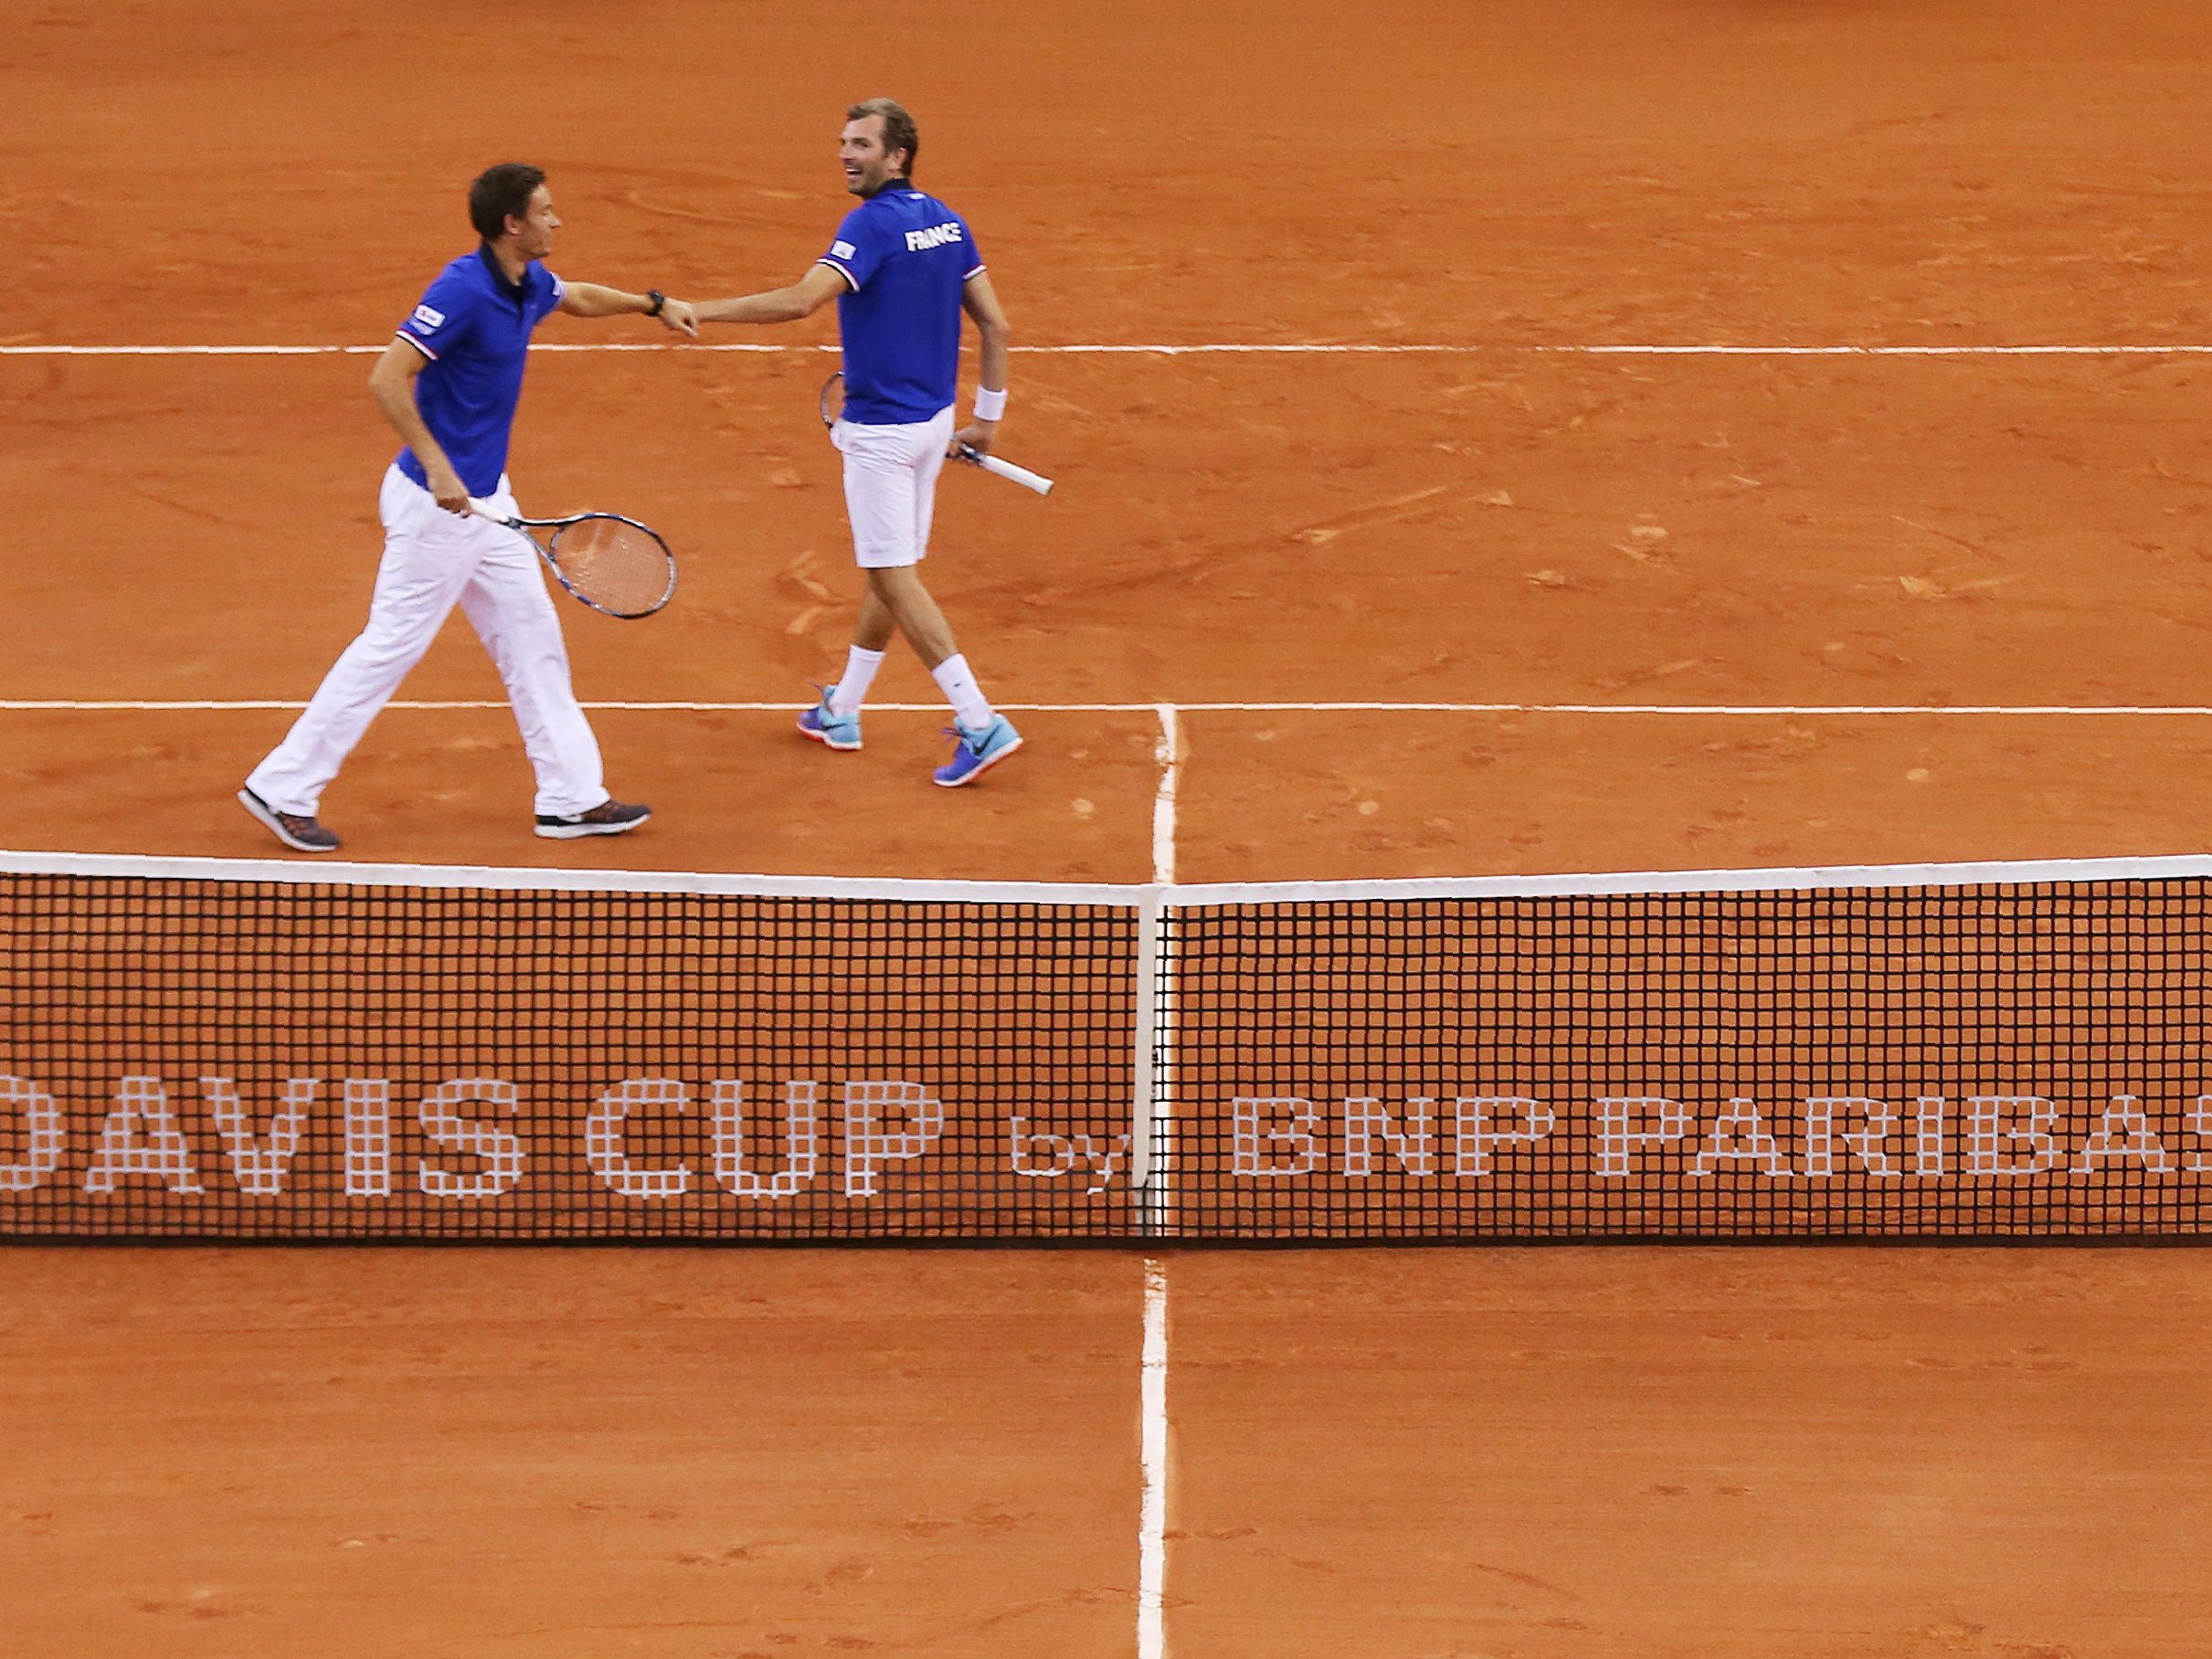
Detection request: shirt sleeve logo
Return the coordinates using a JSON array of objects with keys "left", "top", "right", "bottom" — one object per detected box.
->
[
  {"left": 831, "top": 240, "right": 857, "bottom": 260},
  {"left": 411, "top": 303, "right": 446, "bottom": 331}
]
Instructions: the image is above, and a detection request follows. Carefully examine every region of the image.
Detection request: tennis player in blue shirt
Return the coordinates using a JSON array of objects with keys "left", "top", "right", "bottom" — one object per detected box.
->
[
  {"left": 693, "top": 99, "right": 1021, "bottom": 787},
  {"left": 238, "top": 164, "right": 697, "bottom": 851}
]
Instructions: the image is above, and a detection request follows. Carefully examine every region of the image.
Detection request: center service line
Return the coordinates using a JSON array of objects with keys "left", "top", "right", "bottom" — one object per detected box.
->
[
  {"left": 1138, "top": 1256, "right": 1170, "bottom": 1659},
  {"left": 1139, "top": 708, "right": 1178, "bottom": 1659},
  {"left": 1151, "top": 704, "right": 1180, "bottom": 887},
  {"left": 1138, "top": 706, "right": 1180, "bottom": 1219},
  {"left": 1149, "top": 705, "right": 1180, "bottom": 1205}
]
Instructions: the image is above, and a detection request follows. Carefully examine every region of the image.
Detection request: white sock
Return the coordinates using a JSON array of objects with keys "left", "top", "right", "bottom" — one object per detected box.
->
[
  {"left": 828, "top": 647, "right": 885, "bottom": 716},
  {"left": 929, "top": 652, "right": 994, "bottom": 729}
]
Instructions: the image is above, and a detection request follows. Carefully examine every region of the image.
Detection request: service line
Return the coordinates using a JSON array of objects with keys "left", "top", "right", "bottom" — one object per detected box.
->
[
  {"left": 10, "top": 342, "right": 2212, "bottom": 357},
  {"left": 7, "top": 700, "right": 2212, "bottom": 717}
]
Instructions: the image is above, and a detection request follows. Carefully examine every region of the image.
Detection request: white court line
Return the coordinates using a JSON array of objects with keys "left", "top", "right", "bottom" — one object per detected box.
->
[
  {"left": 11, "top": 342, "right": 2212, "bottom": 357},
  {"left": 1138, "top": 1257, "right": 1170, "bottom": 1659},
  {"left": 8, "top": 699, "right": 2212, "bottom": 717},
  {"left": 1151, "top": 704, "right": 1180, "bottom": 886},
  {"left": 1539, "top": 344, "right": 2212, "bottom": 358},
  {"left": 0, "top": 343, "right": 817, "bottom": 356},
  {"left": 1137, "top": 704, "right": 1180, "bottom": 1235}
]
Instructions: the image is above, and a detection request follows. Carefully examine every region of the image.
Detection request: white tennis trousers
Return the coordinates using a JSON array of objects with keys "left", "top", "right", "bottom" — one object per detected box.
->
[
  {"left": 246, "top": 465, "right": 606, "bottom": 818},
  {"left": 835, "top": 406, "right": 955, "bottom": 567}
]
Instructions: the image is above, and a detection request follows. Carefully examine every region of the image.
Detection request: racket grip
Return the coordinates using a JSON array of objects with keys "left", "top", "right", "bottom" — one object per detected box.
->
[{"left": 960, "top": 446, "right": 1053, "bottom": 496}]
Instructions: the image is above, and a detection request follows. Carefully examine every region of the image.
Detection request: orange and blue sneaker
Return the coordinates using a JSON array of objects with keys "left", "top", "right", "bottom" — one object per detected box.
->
[
  {"left": 933, "top": 714, "right": 1021, "bottom": 787},
  {"left": 797, "top": 685, "right": 863, "bottom": 751}
]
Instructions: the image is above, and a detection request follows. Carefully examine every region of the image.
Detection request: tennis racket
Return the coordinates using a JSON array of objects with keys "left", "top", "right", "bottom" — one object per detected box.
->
[
  {"left": 819, "top": 372, "right": 1053, "bottom": 496},
  {"left": 469, "top": 502, "right": 678, "bottom": 619}
]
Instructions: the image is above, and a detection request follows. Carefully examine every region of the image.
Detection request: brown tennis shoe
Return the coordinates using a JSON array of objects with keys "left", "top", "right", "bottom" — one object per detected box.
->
[
  {"left": 534, "top": 798, "right": 652, "bottom": 840},
  {"left": 237, "top": 787, "right": 341, "bottom": 854}
]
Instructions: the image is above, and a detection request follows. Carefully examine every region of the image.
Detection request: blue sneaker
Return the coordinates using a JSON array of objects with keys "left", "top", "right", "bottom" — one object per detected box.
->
[
  {"left": 797, "top": 685, "right": 862, "bottom": 751},
  {"left": 933, "top": 714, "right": 1022, "bottom": 787}
]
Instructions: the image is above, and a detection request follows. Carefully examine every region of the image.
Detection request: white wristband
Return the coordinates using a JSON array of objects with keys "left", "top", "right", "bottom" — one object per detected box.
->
[{"left": 971, "top": 386, "right": 1007, "bottom": 422}]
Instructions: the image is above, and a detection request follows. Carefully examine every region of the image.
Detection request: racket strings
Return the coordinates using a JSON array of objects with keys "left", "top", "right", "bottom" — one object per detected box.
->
[{"left": 549, "top": 518, "right": 674, "bottom": 618}]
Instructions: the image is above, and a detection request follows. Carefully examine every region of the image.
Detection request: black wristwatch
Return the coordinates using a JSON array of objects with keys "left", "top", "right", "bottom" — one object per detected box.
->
[{"left": 645, "top": 289, "right": 666, "bottom": 317}]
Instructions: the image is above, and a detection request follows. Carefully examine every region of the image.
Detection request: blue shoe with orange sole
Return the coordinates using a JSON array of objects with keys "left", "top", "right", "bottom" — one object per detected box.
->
[
  {"left": 797, "top": 685, "right": 863, "bottom": 751},
  {"left": 933, "top": 714, "right": 1022, "bottom": 787}
]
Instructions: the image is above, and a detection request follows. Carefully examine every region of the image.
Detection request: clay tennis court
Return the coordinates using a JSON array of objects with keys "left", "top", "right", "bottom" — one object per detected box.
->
[{"left": 7, "top": 0, "right": 2212, "bottom": 1653}]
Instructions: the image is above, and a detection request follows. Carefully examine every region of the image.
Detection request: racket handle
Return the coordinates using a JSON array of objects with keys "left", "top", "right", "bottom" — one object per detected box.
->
[
  {"left": 959, "top": 446, "right": 1053, "bottom": 496},
  {"left": 466, "top": 497, "right": 512, "bottom": 524}
]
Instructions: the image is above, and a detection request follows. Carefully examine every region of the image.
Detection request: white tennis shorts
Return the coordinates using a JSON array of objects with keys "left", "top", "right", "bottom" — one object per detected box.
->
[{"left": 833, "top": 406, "right": 955, "bottom": 568}]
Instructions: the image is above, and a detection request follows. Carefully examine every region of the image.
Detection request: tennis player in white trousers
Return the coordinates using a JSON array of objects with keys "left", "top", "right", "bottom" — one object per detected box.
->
[
  {"left": 692, "top": 98, "right": 1022, "bottom": 787},
  {"left": 239, "top": 163, "right": 697, "bottom": 853}
]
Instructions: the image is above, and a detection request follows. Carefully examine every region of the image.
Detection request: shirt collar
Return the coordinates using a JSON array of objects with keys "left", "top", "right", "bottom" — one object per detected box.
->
[
  {"left": 859, "top": 174, "right": 914, "bottom": 201},
  {"left": 476, "top": 244, "right": 531, "bottom": 302}
]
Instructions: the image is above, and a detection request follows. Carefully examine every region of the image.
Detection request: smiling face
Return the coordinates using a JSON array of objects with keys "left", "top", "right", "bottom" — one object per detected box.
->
[
  {"left": 506, "top": 184, "right": 561, "bottom": 259},
  {"left": 840, "top": 114, "right": 906, "bottom": 196}
]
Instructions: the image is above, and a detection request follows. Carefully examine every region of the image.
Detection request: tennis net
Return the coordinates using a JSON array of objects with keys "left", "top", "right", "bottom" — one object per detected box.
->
[{"left": 3, "top": 851, "right": 2208, "bottom": 1242}]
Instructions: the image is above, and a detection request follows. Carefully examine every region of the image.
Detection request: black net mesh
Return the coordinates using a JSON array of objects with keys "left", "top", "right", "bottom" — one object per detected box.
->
[
  {"left": 0, "top": 873, "right": 1135, "bottom": 1240},
  {"left": 4, "top": 864, "right": 2207, "bottom": 1242},
  {"left": 1152, "top": 883, "right": 2212, "bottom": 1240}
]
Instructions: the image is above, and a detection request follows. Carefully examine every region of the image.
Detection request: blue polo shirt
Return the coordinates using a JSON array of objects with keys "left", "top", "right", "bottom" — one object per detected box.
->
[
  {"left": 817, "top": 184, "right": 984, "bottom": 425},
  {"left": 392, "top": 248, "right": 566, "bottom": 495}
]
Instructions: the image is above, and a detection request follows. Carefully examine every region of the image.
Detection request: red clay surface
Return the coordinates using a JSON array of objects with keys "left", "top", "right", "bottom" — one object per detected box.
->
[
  {"left": 8, "top": 0, "right": 2212, "bottom": 1653},
  {"left": 1165, "top": 1249, "right": 2212, "bottom": 1658},
  {"left": 0, "top": 1251, "right": 1144, "bottom": 1658}
]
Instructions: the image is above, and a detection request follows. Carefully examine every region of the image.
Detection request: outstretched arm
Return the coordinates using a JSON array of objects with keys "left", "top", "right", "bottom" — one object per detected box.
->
[
  {"left": 559, "top": 281, "right": 698, "bottom": 335},
  {"left": 952, "top": 271, "right": 1011, "bottom": 457},
  {"left": 693, "top": 263, "right": 849, "bottom": 325}
]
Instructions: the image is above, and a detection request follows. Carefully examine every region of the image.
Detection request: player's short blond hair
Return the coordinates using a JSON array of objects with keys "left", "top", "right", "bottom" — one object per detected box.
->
[{"left": 847, "top": 99, "right": 918, "bottom": 175}]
